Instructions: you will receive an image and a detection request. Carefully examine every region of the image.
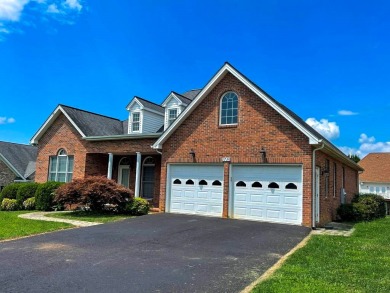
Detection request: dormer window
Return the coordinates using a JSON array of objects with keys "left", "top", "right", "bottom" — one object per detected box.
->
[
  {"left": 168, "top": 108, "right": 178, "bottom": 126},
  {"left": 131, "top": 112, "right": 140, "bottom": 132},
  {"left": 220, "top": 92, "right": 238, "bottom": 125}
]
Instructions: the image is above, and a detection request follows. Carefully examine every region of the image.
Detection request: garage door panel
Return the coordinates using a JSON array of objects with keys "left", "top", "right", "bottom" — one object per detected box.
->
[
  {"left": 232, "top": 165, "right": 302, "bottom": 225},
  {"left": 168, "top": 165, "right": 224, "bottom": 217}
]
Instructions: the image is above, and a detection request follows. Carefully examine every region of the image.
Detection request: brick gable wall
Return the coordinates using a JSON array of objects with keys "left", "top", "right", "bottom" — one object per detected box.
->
[{"left": 159, "top": 72, "right": 314, "bottom": 226}]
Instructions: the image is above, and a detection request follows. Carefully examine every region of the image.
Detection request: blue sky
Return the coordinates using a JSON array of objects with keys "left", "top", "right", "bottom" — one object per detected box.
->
[{"left": 0, "top": 0, "right": 389, "bottom": 157}]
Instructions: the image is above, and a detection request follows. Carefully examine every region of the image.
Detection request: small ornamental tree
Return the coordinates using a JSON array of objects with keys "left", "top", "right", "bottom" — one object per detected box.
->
[{"left": 54, "top": 177, "right": 133, "bottom": 212}]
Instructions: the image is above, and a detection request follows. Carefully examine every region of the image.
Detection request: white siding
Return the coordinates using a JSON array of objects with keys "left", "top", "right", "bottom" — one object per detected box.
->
[
  {"left": 143, "top": 110, "right": 164, "bottom": 133},
  {"left": 360, "top": 182, "right": 390, "bottom": 199}
]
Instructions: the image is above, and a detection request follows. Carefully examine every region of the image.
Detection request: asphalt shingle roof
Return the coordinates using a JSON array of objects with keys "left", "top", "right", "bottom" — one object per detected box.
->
[
  {"left": 60, "top": 105, "right": 125, "bottom": 136},
  {"left": 359, "top": 153, "right": 390, "bottom": 183},
  {"left": 171, "top": 91, "right": 192, "bottom": 104},
  {"left": 135, "top": 97, "right": 165, "bottom": 114},
  {"left": 182, "top": 89, "right": 201, "bottom": 101},
  {"left": 0, "top": 141, "right": 37, "bottom": 179}
]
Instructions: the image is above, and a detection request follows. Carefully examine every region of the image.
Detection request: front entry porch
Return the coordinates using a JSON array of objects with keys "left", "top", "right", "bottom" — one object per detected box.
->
[{"left": 85, "top": 152, "right": 161, "bottom": 208}]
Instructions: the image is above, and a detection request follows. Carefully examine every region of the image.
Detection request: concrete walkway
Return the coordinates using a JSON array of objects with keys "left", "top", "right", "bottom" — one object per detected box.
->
[
  {"left": 312, "top": 222, "right": 355, "bottom": 236},
  {"left": 18, "top": 211, "right": 101, "bottom": 227}
]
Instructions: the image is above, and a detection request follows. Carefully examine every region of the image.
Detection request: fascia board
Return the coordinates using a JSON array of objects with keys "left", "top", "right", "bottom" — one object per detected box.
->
[
  {"left": 0, "top": 153, "right": 25, "bottom": 179},
  {"left": 30, "top": 106, "right": 86, "bottom": 144}
]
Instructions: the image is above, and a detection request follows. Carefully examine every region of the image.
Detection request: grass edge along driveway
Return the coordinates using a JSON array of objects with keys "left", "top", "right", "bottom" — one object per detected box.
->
[
  {"left": 252, "top": 217, "right": 390, "bottom": 292},
  {"left": 47, "top": 211, "right": 133, "bottom": 223},
  {"left": 0, "top": 211, "right": 71, "bottom": 241}
]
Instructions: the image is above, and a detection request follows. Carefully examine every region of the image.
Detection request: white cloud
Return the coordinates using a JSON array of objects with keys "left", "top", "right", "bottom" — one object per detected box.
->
[
  {"left": 339, "top": 133, "right": 390, "bottom": 158},
  {"left": 64, "top": 0, "right": 81, "bottom": 11},
  {"left": 47, "top": 3, "right": 59, "bottom": 13},
  {"left": 338, "top": 110, "right": 358, "bottom": 116},
  {"left": 0, "top": 117, "right": 16, "bottom": 124},
  {"left": 0, "top": 0, "right": 84, "bottom": 40},
  {"left": 306, "top": 117, "right": 340, "bottom": 140},
  {"left": 0, "top": 0, "right": 29, "bottom": 21}
]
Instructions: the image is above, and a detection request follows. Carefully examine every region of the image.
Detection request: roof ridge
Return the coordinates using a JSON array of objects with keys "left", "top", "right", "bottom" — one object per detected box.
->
[
  {"left": 59, "top": 104, "right": 121, "bottom": 121},
  {"left": 134, "top": 96, "right": 164, "bottom": 108},
  {"left": 0, "top": 141, "right": 35, "bottom": 147}
]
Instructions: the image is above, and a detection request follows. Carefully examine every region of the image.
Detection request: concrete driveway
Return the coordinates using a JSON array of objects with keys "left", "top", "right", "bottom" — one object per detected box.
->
[{"left": 0, "top": 213, "right": 310, "bottom": 293}]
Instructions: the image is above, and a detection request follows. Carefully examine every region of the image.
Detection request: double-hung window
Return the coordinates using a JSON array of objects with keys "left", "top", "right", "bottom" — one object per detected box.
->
[
  {"left": 48, "top": 149, "right": 74, "bottom": 182},
  {"left": 132, "top": 112, "right": 140, "bottom": 132},
  {"left": 168, "top": 108, "right": 178, "bottom": 126}
]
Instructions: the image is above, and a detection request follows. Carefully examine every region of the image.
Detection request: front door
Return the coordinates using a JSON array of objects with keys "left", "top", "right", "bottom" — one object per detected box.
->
[
  {"left": 315, "top": 167, "right": 320, "bottom": 223},
  {"left": 142, "top": 165, "right": 155, "bottom": 199},
  {"left": 118, "top": 166, "right": 130, "bottom": 188}
]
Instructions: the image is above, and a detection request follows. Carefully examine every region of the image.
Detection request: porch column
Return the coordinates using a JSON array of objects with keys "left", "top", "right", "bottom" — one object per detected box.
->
[
  {"left": 135, "top": 152, "right": 141, "bottom": 197},
  {"left": 107, "top": 153, "right": 113, "bottom": 179}
]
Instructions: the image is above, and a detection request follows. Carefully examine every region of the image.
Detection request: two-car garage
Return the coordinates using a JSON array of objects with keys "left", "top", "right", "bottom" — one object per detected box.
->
[{"left": 166, "top": 164, "right": 303, "bottom": 225}]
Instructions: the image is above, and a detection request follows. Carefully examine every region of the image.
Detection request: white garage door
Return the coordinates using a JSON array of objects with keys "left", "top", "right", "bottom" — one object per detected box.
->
[
  {"left": 232, "top": 165, "right": 302, "bottom": 225},
  {"left": 168, "top": 164, "right": 224, "bottom": 217}
]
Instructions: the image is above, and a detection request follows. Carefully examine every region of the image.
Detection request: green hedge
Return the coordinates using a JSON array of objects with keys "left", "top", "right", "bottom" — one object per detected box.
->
[
  {"left": 16, "top": 182, "right": 39, "bottom": 206},
  {"left": 338, "top": 193, "right": 386, "bottom": 222},
  {"left": 1, "top": 198, "right": 19, "bottom": 211},
  {"left": 35, "top": 182, "right": 64, "bottom": 211},
  {"left": 124, "top": 197, "right": 149, "bottom": 216},
  {"left": 0, "top": 183, "right": 23, "bottom": 202}
]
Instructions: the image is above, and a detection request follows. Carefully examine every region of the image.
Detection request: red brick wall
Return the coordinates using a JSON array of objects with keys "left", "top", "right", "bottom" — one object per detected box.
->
[
  {"left": 159, "top": 72, "right": 314, "bottom": 226},
  {"left": 35, "top": 113, "right": 161, "bottom": 206},
  {"left": 315, "top": 151, "right": 359, "bottom": 225}
]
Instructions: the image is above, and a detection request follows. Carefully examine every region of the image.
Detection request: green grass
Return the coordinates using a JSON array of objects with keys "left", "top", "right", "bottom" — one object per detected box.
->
[
  {"left": 47, "top": 211, "right": 133, "bottom": 223},
  {"left": 0, "top": 211, "right": 71, "bottom": 241},
  {"left": 253, "top": 217, "right": 390, "bottom": 293}
]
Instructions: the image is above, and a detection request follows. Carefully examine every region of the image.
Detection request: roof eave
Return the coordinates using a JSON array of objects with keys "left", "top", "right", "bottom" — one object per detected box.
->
[
  {"left": 322, "top": 141, "right": 364, "bottom": 171},
  {"left": 0, "top": 153, "right": 26, "bottom": 180},
  {"left": 83, "top": 133, "right": 162, "bottom": 141}
]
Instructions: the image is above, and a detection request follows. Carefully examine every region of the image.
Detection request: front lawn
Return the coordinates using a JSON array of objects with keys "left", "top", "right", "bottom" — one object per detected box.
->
[
  {"left": 253, "top": 217, "right": 390, "bottom": 292},
  {"left": 47, "top": 211, "right": 133, "bottom": 223},
  {"left": 0, "top": 211, "right": 71, "bottom": 241}
]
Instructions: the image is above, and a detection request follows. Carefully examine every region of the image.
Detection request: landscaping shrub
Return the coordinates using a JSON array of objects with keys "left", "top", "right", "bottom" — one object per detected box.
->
[
  {"left": 338, "top": 193, "right": 386, "bottom": 222},
  {"left": 16, "top": 182, "right": 40, "bottom": 206},
  {"left": 23, "top": 197, "right": 36, "bottom": 210},
  {"left": 1, "top": 198, "right": 19, "bottom": 211},
  {"left": 0, "top": 183, "right": 23, "bottom": 202},
  {"left": 124, "top": 197, "right": 149, "bottom": 216},
  {"left": 54, "top": 176, "right": 133, "bottom": 212},
  {"left": 35, "top": 182, "right": 64, "bottom": 211}
]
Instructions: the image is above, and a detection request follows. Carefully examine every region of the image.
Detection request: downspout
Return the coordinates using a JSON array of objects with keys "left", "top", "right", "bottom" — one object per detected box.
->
[{"left": 312, "top": 141, "right": 325, "bottom": 229}]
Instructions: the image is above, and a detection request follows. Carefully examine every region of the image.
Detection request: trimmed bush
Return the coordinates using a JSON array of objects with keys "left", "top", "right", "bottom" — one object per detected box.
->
[
  {"left": 23, "top": 197, "right": 36, "bottom": 210},
  {"left": 0, "top": 183, "right": 22, "bottom": 202},
  {"left": 35, "top": 182, "right": 64, "bottom": 211},
  {"left": 54, "top": 177, "right": 133, "bottom": 212},
  {"left": 16, "top": 182, "right": 40, "bottom": 206},
  {"left": 1, "top": 198, "right": 19, "bottom": 211},
  {"left": 124, "top": 197, "right": 149, "bottom": 216},
  {"left": 338, "top": 193, "right": 386, "bottom": 222}
]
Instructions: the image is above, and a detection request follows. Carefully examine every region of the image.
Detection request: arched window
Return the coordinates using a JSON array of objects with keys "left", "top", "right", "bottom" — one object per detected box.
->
[
  {"left": 199, "top": 180, "right": 208, "bottom": 186},
  {"left": 220, "top": 92, "right": 238, "bottom": 125},
  {"left": 236, "top": 181, "right": 246, "bottom": 187},
  {"left": 252, "top": 182, "right": 262, "bottom": 188},
  {"left": 173, "top": 179, "right": 182, "bottom": 184},
  {"left": 212, "top": 180, "right": 222, "bottom": 186},
  {"left": 286, "top": 183, "right": 298, "bottom": 190},
  {"left": 48, "top": 149, "right": 74, "bottom": 183},
  {"left": 186, "top": 179, "right": 194, "bottom": 185},
  {"left": 268, "top": 182, "right": 279, "bottom": 189}
]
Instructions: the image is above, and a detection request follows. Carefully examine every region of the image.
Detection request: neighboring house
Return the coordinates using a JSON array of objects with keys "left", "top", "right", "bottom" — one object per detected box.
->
[
  {"left": 359, "top": 153, "right": 390, "bottom": 204},
  {"left": 31, "top": 63, "right": 362, "bottom": 227},
  {"left": 0, "top": 141, "right": 37, "bottom": 191}
]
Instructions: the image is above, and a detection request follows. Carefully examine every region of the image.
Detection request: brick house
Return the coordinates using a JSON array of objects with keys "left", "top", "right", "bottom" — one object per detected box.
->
[
  {"left": 359, "top": 153, "right": 390, "bottom": 211},
  {"left": 0, "top": 141, "right": 37, "bottom": 191},
  {"left": 31, "top": 63, "right": 362, "bottom": 227}
]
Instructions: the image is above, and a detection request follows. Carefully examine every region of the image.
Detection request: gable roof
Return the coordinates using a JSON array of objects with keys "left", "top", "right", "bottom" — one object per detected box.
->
[
  {"left": 31, "top": 105, "right": 125, "bottom": 144},
  {"left": 152, "top": 62, "right": 362, "bottom": 171},
  {"left": 0, "top": 141, "right": 37, "bottom": 180},
  {"left": 161, "top": 91, "right": 192, "bottom": 107},
  {"left": 126, "top": 96, "right": 164, "bottom": 114},
  {"left": 182, "top": 89, "right": 201, "bottom": 101},
  {"left": 359, "top": 153, "right": 390, "bottom": 183}
]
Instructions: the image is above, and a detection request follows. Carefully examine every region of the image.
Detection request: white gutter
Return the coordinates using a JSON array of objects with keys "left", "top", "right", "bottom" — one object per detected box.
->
[
  {"left": 83, "top": 133, "right": 161, "bottom": 141},
  {"left": 312, "top": 141, "right": 325, "bottom": 229}
]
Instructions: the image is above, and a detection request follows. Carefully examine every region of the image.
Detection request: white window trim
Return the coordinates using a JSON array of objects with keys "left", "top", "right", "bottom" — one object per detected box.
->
[
  {"left": 165, "top": 107, "right": 181, "bottom": 130},
  {"left": 168, "top": 108, "right": 178, "bottom": 126},
  {"left": 48, "top": 149, "right": 73, "bottom": 183},
  {"left": 219, "top": 91, "right": 238, "bottom": 126},
  {"left": 129, "top": 111, "right": 142, "bottom": 133}
]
